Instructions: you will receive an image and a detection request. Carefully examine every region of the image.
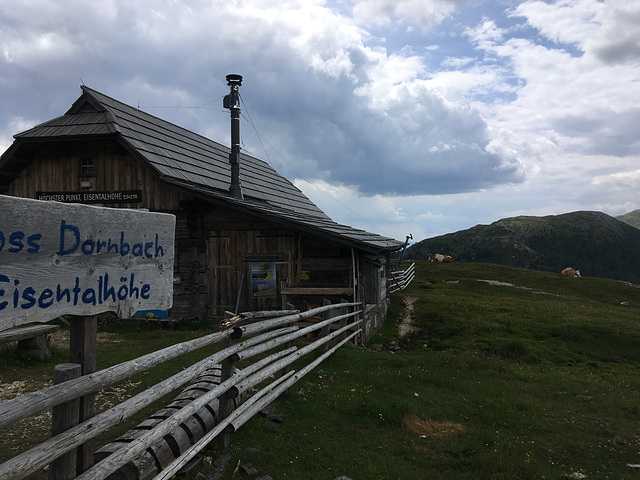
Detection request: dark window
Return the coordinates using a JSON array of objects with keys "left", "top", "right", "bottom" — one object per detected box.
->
[{"left": 80, "top": 157, "right": 95, "bottom": 176}]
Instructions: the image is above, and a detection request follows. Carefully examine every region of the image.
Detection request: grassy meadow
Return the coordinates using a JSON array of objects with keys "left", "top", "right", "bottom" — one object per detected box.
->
[
  {"left": 1, "top": 261, "right": 639, "bottom": 479},
  {"left": 209, "top": 261, "right": 640, "bottom": 480}
]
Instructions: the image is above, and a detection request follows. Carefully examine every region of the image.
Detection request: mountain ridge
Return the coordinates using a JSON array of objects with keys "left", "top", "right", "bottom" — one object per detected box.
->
[
  {"left": 405, "top": 210, "right": 640, "bottom": 283},
  {"left": 617, "top": 208, "right": 640, "bottom": 228}
]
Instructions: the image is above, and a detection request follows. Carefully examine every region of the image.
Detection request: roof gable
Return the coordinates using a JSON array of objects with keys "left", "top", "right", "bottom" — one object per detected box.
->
[{"left": 1, "top": 86, "right": 403, "bottom": 252}]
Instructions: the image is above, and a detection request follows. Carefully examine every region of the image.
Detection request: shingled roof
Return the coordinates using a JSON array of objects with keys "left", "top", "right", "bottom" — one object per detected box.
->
[{"left": 1, "top": 86, "right": 402, "bottom": 253}]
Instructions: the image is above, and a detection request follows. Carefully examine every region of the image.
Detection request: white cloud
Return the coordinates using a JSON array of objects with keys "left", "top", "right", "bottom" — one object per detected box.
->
[
  {"left": 0, "top": 116, "right": 36, "bottom": 153},
  {"left": 511, "top": 0, "right": 604, "bottom": 48},
  {"left": 293, "top": 178, "right": 414, "bottom": 238},
  {"left": 512, "top": 0, "right": 640, "bottom": 65},
  {"left": 422, "top": 66, "right": 510, "bottom": 103},
  {"left": 461, "top": 2, "right": 640, "bottom": 193},
  {"left": 464, "top": 17, "right": 504, "bottom": 50},
  {"left": 594, "top": 201, "right": 639, "bottom": 217},
  {"left": 441, "top": 56, "right": 474, "bottom": 68},
  {"left": 353, "top": 0, "right": 475, "bottom": 28},
  {"left": 592, "top": 169, "right": 640, "bottom": 189},
  {"left": 0, "top": 0, "right": 525, "bottom": 198},
  {"left": 589, "top": 4, "right": 640, "bottom": 64},
  {"left": 1, "top": 0, "right": 640, "bottom": 243}
]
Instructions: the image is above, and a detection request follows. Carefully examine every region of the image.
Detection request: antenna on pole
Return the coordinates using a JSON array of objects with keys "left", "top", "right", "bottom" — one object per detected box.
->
[{"left": 399, "top": 233, "right": 413, "bottom": 263}]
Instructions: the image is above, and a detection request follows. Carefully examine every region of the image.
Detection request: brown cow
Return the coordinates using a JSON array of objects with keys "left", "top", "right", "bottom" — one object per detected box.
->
[
  {"left": 561, "top": 267, "right": 581, "bottom": 277},
  {"left": 428, "top": 253, "right": 454, "bottom": 263}
]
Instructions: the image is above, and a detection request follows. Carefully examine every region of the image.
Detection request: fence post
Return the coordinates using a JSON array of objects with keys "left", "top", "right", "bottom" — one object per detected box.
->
[
  {"left": 217, "top": 350, "right": 236, "bottom": 448},
  {"left": 49, "top": 363, "right": 82, "bottom": 480},
  {"left": 280, "top": 314, "right": 295, "bottom": 378},
  {"left": 339, "top": 299, "right": 350, "bottom": 342},
  {"left": 69, "top": 315, "right": 97, "bottom": 473},
  {"left": 280, "top": 281, "right": 288, "bottom": 310},
  {"left": 217, "top": 312, "right": 236, "bottom": 448},
  {"left": 320, "top": 299, "right": 332, "bottom": 353}
]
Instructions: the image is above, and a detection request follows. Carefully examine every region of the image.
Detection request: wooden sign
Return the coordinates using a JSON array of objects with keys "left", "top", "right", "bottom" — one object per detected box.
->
[
  {"left": 0, "top": 194, "right": 175, "bottom": 330},
  {"left": 36, "top": 190, "right": 142, "bottom": 204},
  {"left": 242, "top": 253, "right": 285, "bottom": 262}
]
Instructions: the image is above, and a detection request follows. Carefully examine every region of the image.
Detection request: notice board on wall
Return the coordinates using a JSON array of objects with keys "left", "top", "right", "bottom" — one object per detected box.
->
[{"left": 251, "top": 262, "right": 277, "bottom": 298}]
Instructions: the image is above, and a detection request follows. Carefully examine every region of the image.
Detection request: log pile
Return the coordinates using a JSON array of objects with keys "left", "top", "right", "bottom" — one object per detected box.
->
[{"left": 94, "top": 364, "right": 240, "bottom": 480}]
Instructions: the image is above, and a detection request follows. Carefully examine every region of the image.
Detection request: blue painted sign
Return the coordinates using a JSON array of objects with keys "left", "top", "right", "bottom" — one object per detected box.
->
[{"left": 0, "top": 194, "right": 175, "bottom": 330}]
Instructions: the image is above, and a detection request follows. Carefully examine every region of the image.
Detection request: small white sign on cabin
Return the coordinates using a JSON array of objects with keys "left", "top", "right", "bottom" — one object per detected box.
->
[{"left": 0, "top": 194, "right": 175, "bottom": 330}]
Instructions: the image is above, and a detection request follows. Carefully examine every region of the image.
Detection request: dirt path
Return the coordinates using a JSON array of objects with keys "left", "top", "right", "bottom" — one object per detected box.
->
[{"left": 398, "top": 296, "right": 418, "bottom": 338}]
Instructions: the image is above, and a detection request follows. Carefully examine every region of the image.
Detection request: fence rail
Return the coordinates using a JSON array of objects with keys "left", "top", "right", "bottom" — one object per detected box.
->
[
  {"left": 0, "top": 302, "right": 362, "bottom": 480},
  {"left": 389, "top": 261, "right": 416, "bottom": 293}
]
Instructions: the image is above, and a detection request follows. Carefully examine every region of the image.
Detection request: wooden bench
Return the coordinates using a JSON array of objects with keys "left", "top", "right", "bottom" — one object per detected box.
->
[{"left": 0, "top": 324, "right": 60, "bottom": 360}]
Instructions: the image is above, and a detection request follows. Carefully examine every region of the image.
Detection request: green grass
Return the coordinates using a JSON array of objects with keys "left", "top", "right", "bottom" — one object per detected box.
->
[
  {"left": 2, "top": 262, "right": 639, "bottom": 479},
  {"left": 201, "top": 262, "right": 640, "bottom": 480}
]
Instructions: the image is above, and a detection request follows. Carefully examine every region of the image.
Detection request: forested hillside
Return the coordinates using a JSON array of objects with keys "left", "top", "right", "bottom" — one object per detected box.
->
[
  {"left": 617, "top": 209, "right": 640, "bottom": 228},
  {"left": 405, "top": 211, "right": 640, "bottom": 283}
]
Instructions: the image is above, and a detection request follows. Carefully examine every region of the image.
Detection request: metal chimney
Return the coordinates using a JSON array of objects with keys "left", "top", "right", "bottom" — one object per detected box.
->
[{"left": 224, "top": 74, "right": 244, "bottom": 200}]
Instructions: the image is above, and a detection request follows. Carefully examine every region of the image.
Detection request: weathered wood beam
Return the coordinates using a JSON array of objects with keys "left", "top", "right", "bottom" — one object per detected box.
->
[
  {"left": 280, "top": 287, "right": 354, "bottom": 296},
  {"left": 233, "top": 311, "right": 360, "bottom": 363},
  {"left": 0, "top": 324, "right": 59, "bottom": 343},
  {"left": 0, "top": 324, "right": 303, "bottom": 479},
  {"left": 156, "top": 329, "right": 361, "bottom": 480},
  {"left": 0, "top": 348, "right": 242, "bottom": 480},
  {"left": 72, "top": 343, "right": 295, "bottom": 480},
  {"left": 231, "top": 302, "right": 360, "bottom": 339},
  {"left": 49, "top": 363, "right": 81, "bottom": 480},
  {"left": 0, "top": 329, "right": 231, "bottom": 429}
]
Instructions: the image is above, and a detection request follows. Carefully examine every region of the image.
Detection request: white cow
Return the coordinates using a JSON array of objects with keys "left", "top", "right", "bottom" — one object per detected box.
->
[{"left": 429, "top": 253, "right": 454, "bottom": 263}]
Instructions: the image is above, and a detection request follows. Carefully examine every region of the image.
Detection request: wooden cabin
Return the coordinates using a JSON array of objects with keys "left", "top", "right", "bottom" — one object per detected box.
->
[{"left": 0, "top": 85, "right": 403, "bottom": 338}]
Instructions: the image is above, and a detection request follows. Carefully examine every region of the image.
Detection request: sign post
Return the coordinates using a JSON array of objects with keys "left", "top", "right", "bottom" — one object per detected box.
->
[
  {"left": 69, "top": 315, "right": 97, "bottom": 473},
  {"left": 0, "top": 194, "right": 176, "bottom": 476}
]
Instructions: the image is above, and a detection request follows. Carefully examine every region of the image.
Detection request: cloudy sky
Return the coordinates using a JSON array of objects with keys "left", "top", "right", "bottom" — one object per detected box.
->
[{"left": 2, "top": 0, "right": 639, "bottom": 243}]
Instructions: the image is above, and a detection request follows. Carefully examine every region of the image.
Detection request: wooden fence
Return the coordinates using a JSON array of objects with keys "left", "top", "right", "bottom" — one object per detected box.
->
[
  {"left": 0, "top": 301, "right": 362, "bottom": 480},
  {"left": 389, "top": 261, "right": 416, "bottom": 293}
]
